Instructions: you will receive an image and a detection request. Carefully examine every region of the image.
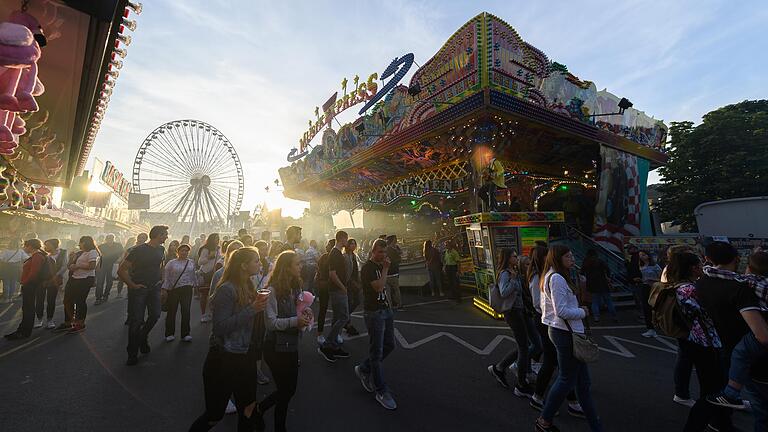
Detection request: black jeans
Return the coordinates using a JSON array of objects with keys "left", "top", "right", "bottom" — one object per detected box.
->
[
  {"left": 35, "top": 284, "right": 58, "bottom": 321},
  {"left": 165, "top": 285, "right": 193, "bottom": 337},
  {"left": 533, "top": 317, "right": 577, "bottom": 402},
  {"left": 680, "top": 339, "right": 732, "bottom": 432},
  {"left": 478, "top": 182, "right": 498, "bottom": 211},
  {"left": 261, "top": 345, "right": 299, "bottom": 432},
  {"left": 675, "top": 338, "right": 694, "bottom": 399},
  {"left": 497, "top": 308, "right": 531, "bottom": 384},
  {"left": 317, "top": 281, "right": 329, "bottom": 333},
  {"left": 16, "top": 284, "right": 38, "bottom": 336},
  {"left": 189, "top": 347, "right": 259, "bottom": 432},
  {"left": 68, "top": 277, "right": 94, "bottom": 321},
  {"left": 445, "top": 265, "right": 460, "bottom": 302}
]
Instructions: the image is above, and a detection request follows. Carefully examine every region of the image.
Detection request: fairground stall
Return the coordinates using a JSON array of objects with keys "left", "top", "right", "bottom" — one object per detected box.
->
[
  {"left": 279, "top": 12, "right": 668, "bottom": 313},
  {"left": 0, "top": 0, "right": 141, "bottom": 242}
]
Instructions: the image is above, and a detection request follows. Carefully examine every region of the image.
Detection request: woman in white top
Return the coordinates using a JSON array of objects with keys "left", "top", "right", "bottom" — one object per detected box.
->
[
  {"left": 0, "top": 238, "right": 27, "bottom": 303},
  {"left": 163, "top": 244, "right": 197, "bottom": 342},
  {"left": 197, "top": 233, "right": 221, "bottom": 323},
  {"left": 536, "top": 245, "right": 602, "bottom": 432},
  {"left": 65, "top": 236, "right": 100, "bottom": 333}
]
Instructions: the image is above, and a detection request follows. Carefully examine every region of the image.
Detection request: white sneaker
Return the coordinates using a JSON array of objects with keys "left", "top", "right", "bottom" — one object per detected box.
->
[
  {"left": 225, "top": 399, "right": 237, "bottom": 415},
  {"left": 200, "top": 314, "right": 211, "bottom": 323},
  {"left": 641, "top": 329, "right": 657, "bottom": 338},
  {"left": 673, "top": 395, "right": 695, "bottom": 408},
  {"left": 182, "top": 335, "right": 193, "bottom": 342},
  {"left": 165, "top": 335, "right": 175, "bottom": 342},
  {"left": 45, "top": 319, "right": 56, "bottom": 329},
  {"left": 34, "top": 318, "right": 43, "bottom": 329},
  {"left": 317, "top": 335, "right": 326, "bottom": 345}
]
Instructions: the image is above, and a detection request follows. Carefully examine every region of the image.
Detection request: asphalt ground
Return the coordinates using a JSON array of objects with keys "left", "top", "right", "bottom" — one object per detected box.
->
[{"left": 0, "top": 289, "right": 755, "bottom": 431}]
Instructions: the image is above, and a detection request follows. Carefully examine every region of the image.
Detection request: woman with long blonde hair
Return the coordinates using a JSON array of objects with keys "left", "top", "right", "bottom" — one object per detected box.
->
[
  {"left": 189, "top": 247, "right": 268, "bottom": 432},
  {"left": 255, "top": 250, "right": 312, "bottom": 432}
]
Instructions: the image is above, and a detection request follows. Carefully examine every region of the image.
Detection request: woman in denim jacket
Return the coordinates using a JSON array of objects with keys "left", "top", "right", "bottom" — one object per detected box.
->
[
  {"left": 256, "top": 250, "right": 312, "bottom": 432},
  {"left": 189, "top": 247, "right": 267, "bottom": 432}
]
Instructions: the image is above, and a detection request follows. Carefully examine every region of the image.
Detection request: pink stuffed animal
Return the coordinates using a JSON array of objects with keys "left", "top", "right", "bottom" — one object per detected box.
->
[
  {"left": 9, "top": 11, "right": 45, "bottom": 113},
  {"left": 0, "top": 20, "right": 38, "bottom": 149},
  {"left": 295, "top": 291, "right": 315, "bottom": 331}
]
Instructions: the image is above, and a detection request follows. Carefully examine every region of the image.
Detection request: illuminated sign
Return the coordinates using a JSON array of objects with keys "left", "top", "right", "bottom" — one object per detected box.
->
[
  {"left": 372, "top": 176, "right": 467, "bottom": 205},
  {"left": 299, "top": 73, "right": 379, "bottom": 153},
  {"left": 100, "top": 161, "right": 132, "bottom": 201},
  {"left": 296, "top": 53, "right": 415, "bottom": 155}
]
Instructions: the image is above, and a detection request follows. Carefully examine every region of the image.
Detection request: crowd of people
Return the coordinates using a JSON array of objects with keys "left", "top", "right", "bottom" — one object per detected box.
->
[
  {"left": 483, "top": 240, "right": 768, "bottom": 432},
  {"left": 2, "top": 223, "right": 767, "bottom": 431}
]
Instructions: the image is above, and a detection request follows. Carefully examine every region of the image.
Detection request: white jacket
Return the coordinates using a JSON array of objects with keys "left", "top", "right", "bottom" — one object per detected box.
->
[{"left": 541, "top": 269, "right": 586, "bottom": 334}]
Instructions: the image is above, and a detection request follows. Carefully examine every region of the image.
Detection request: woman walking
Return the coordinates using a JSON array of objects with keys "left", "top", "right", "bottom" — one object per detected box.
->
[
  {"left": 488, "top": 248, "right": 535, "bottom": 397},
  {"left": 165, "top": 240, "right": 180, "bottom": 265},
  {"left": 189, "top": 247, "right": 268, "bottom": 432},
  {"left": 4, "top": 239, "right": 48, "bottom": 340},
  {"left": 528, "top": 245, "right": 583, "bottom": 416},
  {"left": 62, "top": 236, "right": 100, "bottom": 334},
  {"left": 256, "top": 250, "right": 312, "bottom": 432},
  {"left": 197, "top": 233, "right": 221, "bottom": 323},
  {"left": 163, "top": 244, "right": 197, "bottom": 342},
  {"left": 443, "top": 241, "right": 462, "bottom": 303},
  {"left": 535, "top": 245, "right": 602, "bottom": 432}
]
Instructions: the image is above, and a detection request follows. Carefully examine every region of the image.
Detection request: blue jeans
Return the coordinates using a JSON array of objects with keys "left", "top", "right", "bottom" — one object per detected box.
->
[
  {"left": 590, "top": 292, "right": 616, "bottom": 319},
  {"left": 541, "top": 326, "right": 603, "bottom": 432},
  {"left": 322, "top": 290, "right": 348, "bottom": 350},
  {"left": 360, "top": 308, "right": 395, "bottom": 393},
  {"left": 95, "top": 262, "right": 116, "bottom": 300},
  {"left": 743, "top": 380, "right": 768, "bottom": 432},
  {"left": 428, "top": 269, "right": 442, "bottom": 296},
  {"left": 126, "top": 284, "right": 161, "bottom": 356},
  {"left": 729, "top": 332, "right": 767, "bottom": 388},
  {"left": 2, "top": 277, "right": 17, "bottom": 300}
]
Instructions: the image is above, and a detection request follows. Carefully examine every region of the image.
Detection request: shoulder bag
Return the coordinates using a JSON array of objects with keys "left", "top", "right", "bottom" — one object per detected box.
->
[
  {"left": 545, "top": 273, "right": 599, "bottom": 363},
  {"left": 162, "top": 260, "right": 189, "bottom": 312}
]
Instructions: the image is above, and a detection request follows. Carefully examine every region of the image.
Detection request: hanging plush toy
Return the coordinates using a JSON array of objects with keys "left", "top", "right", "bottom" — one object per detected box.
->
[
  {"left": 0, "top": 9, "right": 44, "bottom": 152},
  {"left": 35, "top": 184, "right": 50, "bottom": 208}
]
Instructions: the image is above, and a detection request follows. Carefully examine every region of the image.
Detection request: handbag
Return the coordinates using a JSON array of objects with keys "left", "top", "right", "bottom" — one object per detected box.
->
[
  {"left": 564, "top": 319, "right": 600, "bottom": 363},
  {"left": 162, "top": 260, "right": 189, "bottom": 312},
  {"left": 545, "top": 273, "right": 599, "bottom": 363}
]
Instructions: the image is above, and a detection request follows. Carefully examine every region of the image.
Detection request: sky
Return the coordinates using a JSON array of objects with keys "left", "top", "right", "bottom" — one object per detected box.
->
[{"left": 89, "top": 0, "right": 768, "bottom": 218}]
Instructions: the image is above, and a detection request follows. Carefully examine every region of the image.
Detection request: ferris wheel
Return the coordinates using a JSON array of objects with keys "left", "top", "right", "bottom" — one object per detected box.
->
[{"left": 132, "top": 120, "right": 244, "bottom": 231}]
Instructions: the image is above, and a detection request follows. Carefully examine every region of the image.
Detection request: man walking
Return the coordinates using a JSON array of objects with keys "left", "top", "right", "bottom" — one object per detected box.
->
[
  {"left": 385, "top": 235, "right": 403, "bottom": 309},
  {"left": 354, "top": 239, "right": 397, "bottom": 410},
  {"left": 344, "top": 238, "right": 361, "bottom": 336},
  {"left": 118, "top": 225, "right": 168, "bottom": 366},
  {"left": 318, "top": 230, "right": 351, "bottom": 362},
  {"left": 95, "top": 234, "right": 124, "bottom": 305}
]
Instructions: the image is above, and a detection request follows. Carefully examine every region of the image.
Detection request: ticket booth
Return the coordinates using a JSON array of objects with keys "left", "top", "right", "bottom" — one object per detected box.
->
[{"left": 453, "top": 212, "right": 565, "bottom": 318}]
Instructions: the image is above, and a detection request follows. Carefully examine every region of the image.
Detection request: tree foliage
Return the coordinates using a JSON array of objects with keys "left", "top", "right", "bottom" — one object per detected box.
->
[{"left": 657, "top": 100, "right": 768, "bottom": 232}]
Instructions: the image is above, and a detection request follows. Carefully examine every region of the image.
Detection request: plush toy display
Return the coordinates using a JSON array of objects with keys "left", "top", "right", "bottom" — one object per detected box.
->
[
  {"left": 295, "top": 291, "right": 316, "bottom": 331},
  {"left": 0, "top": 10, "right": 44, "bottom": 154},
  {"left": 0, "top": 163, "right": 8, "bottom": 202}
]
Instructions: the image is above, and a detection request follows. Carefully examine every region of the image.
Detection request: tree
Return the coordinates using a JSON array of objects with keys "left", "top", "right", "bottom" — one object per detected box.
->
[{"left": 656, "top": 100, "right": 768, "bottom": 232}]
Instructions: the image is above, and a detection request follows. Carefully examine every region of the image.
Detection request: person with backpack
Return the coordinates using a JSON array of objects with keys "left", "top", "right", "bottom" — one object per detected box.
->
[
  {"left": 686, "top": 243, "right": 768, "bottom": 431},
  {"left": 535, "top": 245, "right": 602, "bottom": 432},
  {"left": 4, "top": 239, "right": 51, "bottom": 340},
  {"left": 488, "top": 248, "right": 536, "bottom": 397},
  {"left": 661, "top": 249, "right": 733, "bottom": 432}
]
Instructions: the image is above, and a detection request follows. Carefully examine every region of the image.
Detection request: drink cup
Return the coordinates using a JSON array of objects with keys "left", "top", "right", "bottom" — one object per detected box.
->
[{"left": 257, "top": 289, "right": 270, "bottom": 299}]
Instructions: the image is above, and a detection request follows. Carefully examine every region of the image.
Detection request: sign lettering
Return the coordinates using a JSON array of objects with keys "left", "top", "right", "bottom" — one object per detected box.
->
[{"left": 100, "top": 161, "right": 133, "bottom": 201}]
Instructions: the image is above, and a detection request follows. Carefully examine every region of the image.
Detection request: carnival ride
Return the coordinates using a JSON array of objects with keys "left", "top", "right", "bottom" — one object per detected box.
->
[
  {"left": 279, "top": 12, "right": 670, "bottom": 316},
  {"left": 132, "top": 120, "right": 244, "bottom": 233}
]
